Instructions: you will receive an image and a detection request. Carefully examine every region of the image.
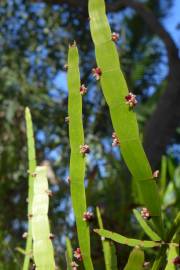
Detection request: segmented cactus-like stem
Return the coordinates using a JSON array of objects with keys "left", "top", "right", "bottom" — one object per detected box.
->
[
  {"left": 67, "top": 44, "right": 94, "bottom": 270},
  {"left": 88, "top": 0, "right": 163, "bottom": 236},
  {"left": 94, "top": 229, "right": 161, "bottom": 248},
  {"left": 95, "top": 228, "right": 179, "bottom": 249},
  {"left": 96, "top": 207, "right": 118, "bottom": 270},
  {"left": 32, "top": 166, "right": 55, "bottom": 269},
  {"left": 23, "top": 107, "right": 37, "bottom": 270}
]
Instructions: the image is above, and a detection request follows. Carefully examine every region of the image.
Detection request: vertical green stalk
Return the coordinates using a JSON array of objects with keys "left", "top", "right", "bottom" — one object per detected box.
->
[
  {"left": 68, "top": 43, "right": 94, "bottom": 270},
  {"left": 96, "top": 207, "right": 118, "bottom": 270},
  {"left": 88, "top": 0, "right": 163, "bottom": 236},
  {"left": 32, "top": 166, "right": 55, "bottom": 269},
  {"left": 66, "top": 237, "right": 73, "bottom": 270},
  {"left": 23, "top": 107, "right": 36, "bottom": 270},
  {"left": 159, "top": 156, "right": 167, "bottom": 199}
]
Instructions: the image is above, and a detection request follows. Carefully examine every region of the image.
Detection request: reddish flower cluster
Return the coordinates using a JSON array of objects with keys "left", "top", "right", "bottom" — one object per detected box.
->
[
  {"left": 140, "top": 208, "right": 151, "bottom": 220},
  {"left": 153, "top": 170, "right": 159, "bottom": 178},
  {"left": 74, "top": 248, "right": 82, "bottom": 261},
  {"left": 71, "top": 261, "right": 79, "bottom": 270},
  {"left": 125, "top": 92, "right": 138, "bottom": 108},
  {"left": 172, "top": 256, "right": 180, "bottom": 265},
  {"left": 92, "top": 67, "right": 102, "bottom": 80},
  {"left": 80, "top": 84, "right": 87, "bottom": 95},
  {"left": 80, "top": 144, "right": 90, "bottom": 155},
  {"left": 112, "top": 132, "right": 120, "bottom": 147},
  {"left": 111, "top": 32, "right": 119, "bottom": 42},
  {"left": 83, "top": 211, "right": 93, "bottom": 221}
]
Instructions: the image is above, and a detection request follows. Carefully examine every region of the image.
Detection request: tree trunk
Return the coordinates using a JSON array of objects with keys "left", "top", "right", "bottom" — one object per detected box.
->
[{"left": 144, "top": 59, "right": 180, "bottom": 169}]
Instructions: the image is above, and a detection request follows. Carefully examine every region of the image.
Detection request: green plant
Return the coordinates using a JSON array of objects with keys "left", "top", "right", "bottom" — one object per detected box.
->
[
  {"left": 133, "top": 209, "right": 161, "bottom": 241},
  {"left": 94, "top": 228, "right": 162, "bottom": 248},
  {"left": 66, "top": 237, "right": 73, "bottom": 270},
  {"left": 31, "top": 166, "right": 55, "bottom": 269},
  {"left": 67, "top": 43, "right": 94, "bottom": 270},
  {"left": 88, "top": 0, "right": 163, "bottom": 236},
  {"left": 15, "top": 2, "right": 180, "bottom": 269},
  {"left": 23, "top": 107, "right": 37, "bottom": 270}
]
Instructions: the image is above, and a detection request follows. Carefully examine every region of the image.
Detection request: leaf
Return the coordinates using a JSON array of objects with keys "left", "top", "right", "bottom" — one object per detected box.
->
[
  {"left": 124, "top": 248, "right": 144, "bottom": 270},
  {"left": 94, "top": 229, "right": 161, "bottom": 248},
  {"left": 96, "top": 207, "right": 118, "bottom": 270},
  {"left": 88, "top": 0, "right": 163, "bottom": 236},
  {"left": 32, "top": 166, "right": 55, "bottom": 269},
  {"left": 66, "top": 237, "right": 73, "bottom": 270},
  {"left": 23, "top": 107, "right": 37, "bottom": 270},
  {"left": 68, "top": 44, "right": 94, "bottom": 270},
  {"left": 133, "top": 209, "right": 161, "bottom": 241}
]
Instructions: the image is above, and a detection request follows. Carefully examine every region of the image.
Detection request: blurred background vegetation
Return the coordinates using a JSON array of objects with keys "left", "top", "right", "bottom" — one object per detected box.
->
[{"left": 0, "top": 0, "right": 179, "bottom": 269}]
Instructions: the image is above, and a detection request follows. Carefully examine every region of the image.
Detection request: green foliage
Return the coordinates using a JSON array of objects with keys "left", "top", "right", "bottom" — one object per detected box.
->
[
  {"left": 32, "top": 166, "right": 55, "bottom": 269},
  {"left": 152, "top": 212, "right": 180, "bottom": 270},
  {"left": 133, "top": 209, "right": 161, "bottom": 241},
  {"left": 88, "top": 0, "right": 163, "bottom": 236},
  {"left": 23, "top": 107, "right": 37, "bottom": 270},
  {"left": 159, "top": 156, "right": 167, "bottom": 199},
  {"left": 94, "top": 229, "right": 161, "bottom": 248},
  {"left": 67, "top": 44, "right": 94, "bottom": 270},
  {"left": 124, "top": 248, "right": 144, "bottom": 270},
  {"left": 165, "top": 234, "right": 179, "bottom": 270},
  {"left": 0, "top": 0, "right": 179, "bottom": 269},
  {"left": 66, "top": 237, "right": 73, "bottom": 270},
  {"left": 96, "top": 207, "right": 118, "bottom": 270}
]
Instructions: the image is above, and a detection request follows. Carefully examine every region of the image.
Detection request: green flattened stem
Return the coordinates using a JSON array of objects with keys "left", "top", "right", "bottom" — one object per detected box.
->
[
  {"left": 32, "top": 166, "right": 55, "bottom": 270},
  {"left": 133, "top": 209, "right": 161, "bottom": 241},
  {"left": 68, "top": 44, "right": 94, "bottom": 270},
  {"left": 23, "top": 107, "right": 37, "bottom": 270},
  {"left": 94, "top": 229, "right": 161, "bottom": 248},
  {"left": 96, "top": 207, "right": 118, "bottom": 270},
  {"left": 165, "top": 234, "right": 179, "bottom": 270},
  {"left": 88, "top": 0, "right": 163, "bottom": 236},
  {"left": 124, "top": 248, "right": 144, "bottom": 270},
  {"left": 66, "top": 237, "right": 73, "bottom": 270}
]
